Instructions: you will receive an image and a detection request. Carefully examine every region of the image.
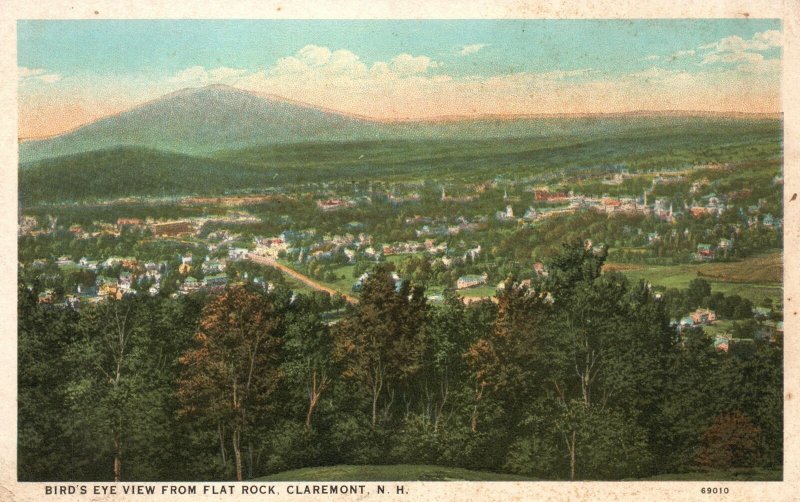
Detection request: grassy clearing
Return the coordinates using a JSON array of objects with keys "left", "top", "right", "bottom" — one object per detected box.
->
[
  {"left": 457, "top": 285, "right": 498, "bottom": 298},
  {"left": 607, "top": 251, "right": 782, "bottom": 304},
  {"left": 255, "top": 464, "right": 535, "bottom": 481},
  {"left": 637, "top": 468, "right": 781, "bottom": 481},
  {"left": 702, "top": 320, "right": 735, "bottom": 337},
  {"left": 256, "top": 464, "right": 781, "bottom": 482},
  {"left": 281, "top": 275, "right": 320, "bottom": 297}
]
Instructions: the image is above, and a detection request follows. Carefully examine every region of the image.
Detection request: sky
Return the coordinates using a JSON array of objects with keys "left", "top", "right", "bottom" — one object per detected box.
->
[{"left": 18, "top": 19, "right": 782, "bottom": 139}]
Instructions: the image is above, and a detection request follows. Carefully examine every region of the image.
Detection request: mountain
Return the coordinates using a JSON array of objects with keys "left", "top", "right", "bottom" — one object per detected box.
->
[
  {"left": 20, "top": 84, "right": 781, "bottom": 164},
  {"left": 19, "top": 85, "right": 383, "bottom": 163}
]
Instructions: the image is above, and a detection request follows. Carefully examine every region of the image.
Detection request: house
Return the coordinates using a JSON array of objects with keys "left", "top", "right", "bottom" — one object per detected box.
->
[
  {"left": 718, "top": 238, "right": 733, "bottom": 251},
  {"left": 317, "top": 198, "right": 352, "bottom": 211},
  {"left": 228, "top": 248, "right": 249, "bottom": 261},
  {"left": 457, "top": 273, "right": 488, "bottom": 290},
  {"left": 523, "top": 207, "right": 539, "bottom": 221},
  {"left": 79, "top": 257, "right": 100, "bottom": 271},
  {"left": 152, "top": 220, "right": 193, "bottom": 236},
  {"left": 117, "top": 218, "right": 143, "bottom": 227},
  {"left": 690, "top": 308, "right": 717, "bottom": 325},
  {"left": 763, "top": 214, "right": 782, "bottom": 229},
  {"left": 99, "top": 282, "right": 122, "bottom": 299},
  {"left": 202, "top": 259, "right": 226, "bottom": 274},
  {"left": 495, "top": 205, "right": 515, "bottom": 221},
  {"left": 56, "top": 256, "right": 75, "bottom": 267},
  {"left": 204, "top": 274, "right": 228, "bottom": 289},
  {"left": 601, "top": 197, "right": 622, "bottom": 211},
  {"left": 104, "top": 256, "right": 124, "bottom": 268},
  {"left": 696, "top": 244, "right": 715, "bottom": 261},
  {"left": 38, "top": 289, "right": 56, "bottom": 304},
  {"left": 180, "top": 277, "right": 201, "bottom": 294},
  {"left": 464, "top": 245, "right": 482, "bottom": 261},
  {"left": 118, "top": 271, "right": 133, "bottom": 290},
  {"left": 64, "top": 295, "right": 82, "bottom": 310},
  {"left": 713, "top": 335, "right": 731, "bottom": 353},
  {"left": 352, "top": 272, "right": 402, "bottom": 293},
  {"left": 752, "top": 306, "right": 772, "bottom": 319},
  {"left": 679, "top": 316, "right": 695, "bottom": 330},
  {"left": 534, "top": 189, "right": 570, "bottom": 202}
]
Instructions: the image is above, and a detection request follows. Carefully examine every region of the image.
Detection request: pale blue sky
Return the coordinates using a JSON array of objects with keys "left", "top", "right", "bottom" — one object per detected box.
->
[
  {"left": 18, "top": 19, "right": 781, "bottom": 78},
  {"left": 17, "top": 19, "right": 782, "bottom": 137}
]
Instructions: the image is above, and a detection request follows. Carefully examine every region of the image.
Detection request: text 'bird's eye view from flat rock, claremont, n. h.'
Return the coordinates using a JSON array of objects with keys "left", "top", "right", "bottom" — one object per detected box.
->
[{"left": 17, "top": 19, "right": 783, "bottom": 483}]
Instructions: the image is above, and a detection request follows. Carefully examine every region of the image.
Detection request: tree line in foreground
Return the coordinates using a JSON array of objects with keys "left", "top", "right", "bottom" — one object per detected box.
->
[{"left": 18, "top": 240, "right": 782, "bottom": 481}]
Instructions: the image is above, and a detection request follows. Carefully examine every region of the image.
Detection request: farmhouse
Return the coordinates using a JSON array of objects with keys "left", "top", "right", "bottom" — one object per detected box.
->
[
  {"left": 152, "top": 220, "right": 193, "bottom": 236},
  {"left": 690, "top": 308, "right": 717, "bottom": 325},
  {"left": 457, "top": 273, "right": 488, "bottom": 289}
]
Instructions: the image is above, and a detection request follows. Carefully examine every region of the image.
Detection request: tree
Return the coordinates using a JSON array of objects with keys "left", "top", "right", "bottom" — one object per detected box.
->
[
  {"left": 465, "top": 277, "right": 551, "bottom": 432},
  {"left": 282, "top": 296, "right": 337, "bottom": 431},
  {"left": 334, "top": 266, "right": 425, "bottom": 427},
  {"left": 18, "top": 280, "right": 84, "bottom": 480},
  {"left": 70, "top": 297, "right": 144, "bottom": 481},
  {"left": 177, "top": 286, "right": 286, "bottom": 480},
  {"left": 695, "top": 411, "right": 763, "bottom": 469},
  {"left": 418, "top": 290, "right": 470, "bottom": 431},
  {"left": 686, "top": 278, "right": 711, "bottom": 309},
  {"left": 555, "top": 400, "right": 652, "bottom": 480}
]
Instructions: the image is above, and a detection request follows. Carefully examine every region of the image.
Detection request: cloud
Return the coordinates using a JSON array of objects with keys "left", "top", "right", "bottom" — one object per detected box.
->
[
  {"left": 459, "top": 44, "right": 487, "bottom": 56},
  {"left": 701, "top": 29, "right": 781, "bottom": 53},
  {"left": 37, "top": 74, "right": 62, "bottom": 83},
  {"left": 669, "top": 49, "right": 695, "bottom": 59},
  {"left": 231, "top": 44, "right": 777, "bottom": 117},
  {"left": 270, "top": 45, "right": 441, "bottom": 80},
  {"left": 209, "top": 67, "right": 249, "bottom": 80},
  {"left": 19, "top": 67, "right": 46, "bottom": 78},
  {"left": 389, "top": 53, "right": 440, "bottom": 74},
  {"left": 271, "top": 45, "right": 369, "bottom": 77},
  {"left": 703, "top": 51, "right": 764, "bottom": 65},
  {"left": 169, "top": 65, "right": 250, "bottom": 85},
  {"left": 19, "top": 66, "right": 61, "bottom": 83},
  {"left": 699, "top": 30, "right": 780, "bottom": 72}
]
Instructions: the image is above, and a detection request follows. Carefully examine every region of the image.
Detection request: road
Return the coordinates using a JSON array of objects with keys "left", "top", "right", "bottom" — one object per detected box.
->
[{"left": 247, "top": 254, "right": 358, "bottom": 304}]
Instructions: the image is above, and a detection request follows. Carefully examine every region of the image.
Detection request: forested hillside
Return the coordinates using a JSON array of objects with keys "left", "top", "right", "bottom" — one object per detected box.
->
[{"left": 18, "top": 241, "right": 782, "bottom": 481}]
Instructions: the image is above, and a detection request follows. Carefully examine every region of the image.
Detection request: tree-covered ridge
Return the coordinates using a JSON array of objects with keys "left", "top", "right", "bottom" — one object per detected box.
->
[
  {"left": 18, "top": 241, "right": 781, "bottom": 481},
  {"left": 20, "top": 117, "right": 780, "bottom": 205}
]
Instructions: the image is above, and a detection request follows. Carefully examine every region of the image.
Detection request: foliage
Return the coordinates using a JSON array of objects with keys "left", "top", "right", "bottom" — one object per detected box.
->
[
  {"left": 695, "top": 412, "right": 764, "bottom": 469},
  {"left": 17, "top": 239, "right": 783, "bottom": 481}
]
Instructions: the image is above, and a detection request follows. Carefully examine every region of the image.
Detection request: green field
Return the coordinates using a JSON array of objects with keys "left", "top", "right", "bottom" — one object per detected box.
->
[
  {"left": 255, "top": 464, "right": 535, "bottom": 481},
  {"left": 255, "top": 464, "right": 781, "bottom": 481},
  {"left": 458, "top": 285, "right": 498, "bottom": 298},
  {"left": 702, "top": 320, "right": 735, "bottom": 337},
  {"left": 638, "top": 468, "right": 781, "bottom": 481},
  {"left": 609, "top": 251, "right": 783, "bottom": 304}
]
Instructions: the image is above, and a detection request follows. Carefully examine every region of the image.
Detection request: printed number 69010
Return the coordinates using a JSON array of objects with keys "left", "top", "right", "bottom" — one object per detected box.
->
[{"left": 701, "top": 487, "right": 729, "bottom": 494}]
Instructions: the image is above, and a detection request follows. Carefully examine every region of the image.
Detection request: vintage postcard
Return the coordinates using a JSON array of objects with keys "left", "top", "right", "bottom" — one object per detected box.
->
[{"left": 2, "top": 0, "right": 798, "bottom": 500}]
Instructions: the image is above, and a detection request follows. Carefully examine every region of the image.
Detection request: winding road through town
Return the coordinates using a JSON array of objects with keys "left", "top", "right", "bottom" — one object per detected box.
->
[{"left": 247, "top": 254, "right": 359, "bottom": 304}]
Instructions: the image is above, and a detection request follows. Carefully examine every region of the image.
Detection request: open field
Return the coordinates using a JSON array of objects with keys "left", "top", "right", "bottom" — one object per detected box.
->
[
  {"left": 638, "top": 468, "right": 781, "bottom": 481},
  {"left": 255, "top": 464, "right": 535, "bottom": 481},
  {"left": 256, "top": 464, "right": 781, "bottom": 481},
  {"left": 458, "top": 285, "right": 498, "bottom": 298},
  {"left": 606, "top": 251, "right": 782, "bottom": 304}
]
